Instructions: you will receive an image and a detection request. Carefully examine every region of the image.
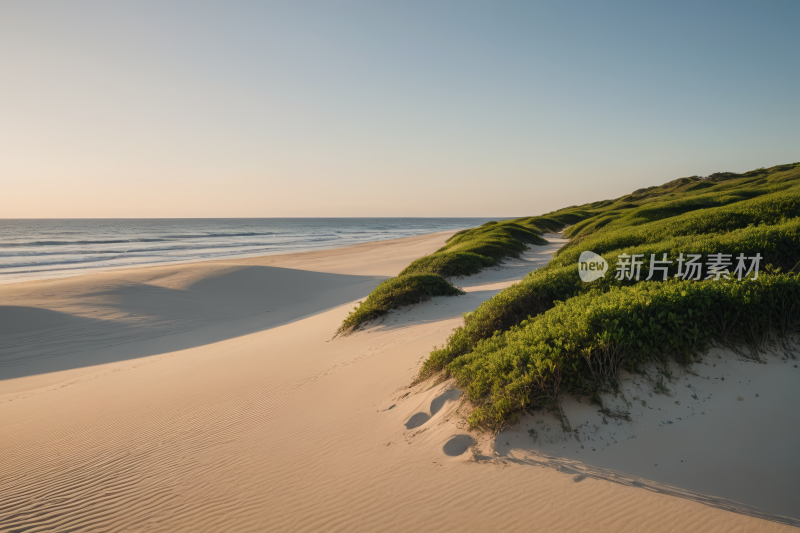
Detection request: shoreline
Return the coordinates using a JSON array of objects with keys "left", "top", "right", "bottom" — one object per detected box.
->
[
  {"left": 0, "top": 228, "right": 461, "bottom": 287},
  {"left": 0, "top": 230, "right": 459, "bottom": 391}
]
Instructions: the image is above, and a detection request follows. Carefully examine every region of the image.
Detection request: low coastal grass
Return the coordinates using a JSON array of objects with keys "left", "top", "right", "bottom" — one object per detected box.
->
[
  {"left": 336, "top": 274, "right": 463, "bottom": 336},
  {"left": 399, "top": 252, "right": 494, "bottom": 278},
  {"left": 454, "top": 275, "right": 800, "bottom": 431},
  {"left": 417, "top": 161, "right": 800, "bottom": 431},
  {"left": 420, "top": 214, "right": 800, "bottom": 380},
  {"left": 338, "top": 217, "right": 563, "bottom": 333}
]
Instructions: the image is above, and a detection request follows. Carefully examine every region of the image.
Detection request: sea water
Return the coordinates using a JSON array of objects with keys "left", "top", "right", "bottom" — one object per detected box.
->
[{"left": 0, "top": 218, "right": 500, "bottom": 284}]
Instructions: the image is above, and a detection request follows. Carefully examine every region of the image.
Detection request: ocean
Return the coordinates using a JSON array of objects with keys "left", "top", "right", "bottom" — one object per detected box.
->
[{"left": 0, "top": 218, "right": 500, "bottom": 284}]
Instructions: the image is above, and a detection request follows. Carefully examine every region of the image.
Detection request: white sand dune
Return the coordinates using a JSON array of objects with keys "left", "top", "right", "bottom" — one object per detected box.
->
[
  {"left": 494, "top": 345, "right": 800, "bottom": 516},
  {"left": 0, "top": 231, "right": 797, "bottom": 532}
]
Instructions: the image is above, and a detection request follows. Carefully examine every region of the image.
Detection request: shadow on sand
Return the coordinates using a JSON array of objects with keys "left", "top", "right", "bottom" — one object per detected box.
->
[
  {"left": 472, "top": 450, "right": 800, "bottom": 528},
  {"left": 0, "top": 266, "right": 386, "bottom": 381}
]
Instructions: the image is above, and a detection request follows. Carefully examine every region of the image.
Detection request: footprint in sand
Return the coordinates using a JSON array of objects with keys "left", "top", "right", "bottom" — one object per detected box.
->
[
  {"left": 430, "top": 389, "right": 460, "bottom": 416},
  {"left": 405, "top": 412, "right": 430, "bottom": 429},
  {"left": 404, "top": 389, "right": 462, "bottom": 430},
  {"left": 443, "top": 434, "right": 474, "bottom": 456}
]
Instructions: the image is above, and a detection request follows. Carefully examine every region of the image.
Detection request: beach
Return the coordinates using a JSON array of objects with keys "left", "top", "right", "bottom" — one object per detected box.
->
[{"left": 1, "top": 230, "right": 798, "bottom": 532}]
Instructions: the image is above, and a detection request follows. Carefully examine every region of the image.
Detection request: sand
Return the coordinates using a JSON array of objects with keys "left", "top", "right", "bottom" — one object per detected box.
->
[{"left": 1, "top": 231, "right": 798, "bottom": 532}]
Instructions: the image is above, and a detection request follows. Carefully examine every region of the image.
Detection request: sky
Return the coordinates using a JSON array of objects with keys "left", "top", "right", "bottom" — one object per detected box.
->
[{"left": 1, "top": 1, "right": 798, "bottom": 218}]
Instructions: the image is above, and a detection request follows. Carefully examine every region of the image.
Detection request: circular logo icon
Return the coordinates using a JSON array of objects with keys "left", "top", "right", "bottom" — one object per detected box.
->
[{"left": 578, "top": 251, "right": 608, "bottom": 282}]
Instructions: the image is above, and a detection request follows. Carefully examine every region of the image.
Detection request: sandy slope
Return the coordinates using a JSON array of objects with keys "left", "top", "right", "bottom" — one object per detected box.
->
[{"left": 0, "top": 231, "right": 797, "bottom": 532}]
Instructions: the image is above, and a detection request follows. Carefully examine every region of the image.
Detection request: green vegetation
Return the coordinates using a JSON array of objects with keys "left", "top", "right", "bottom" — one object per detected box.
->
[
  {"left": 338, "top": 218, "right": 561, "bottom": 333},
  {"left": 398, "top": 221, "right": 551, "bottom": 278},
  {"left": 336, "top": 274, "right": 464, "bottom": 336},
  {"left": 452, "top": 275, "right": 800, "bottom": 431},
  {"left": 399, "top": 252, "right": 494, "bottom": 278},
  {"left": 416, "top": 162, "right": 800, "bottom": 431}
]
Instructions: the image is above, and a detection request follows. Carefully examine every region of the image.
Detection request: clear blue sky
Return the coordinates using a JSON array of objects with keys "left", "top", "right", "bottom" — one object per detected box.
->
[{"left": 1, "top": 1, "right": 798, "bottom": 217}]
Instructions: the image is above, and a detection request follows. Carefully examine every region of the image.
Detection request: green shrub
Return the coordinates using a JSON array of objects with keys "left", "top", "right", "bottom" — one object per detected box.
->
[
  {"left": 448, "top": 275, "right": 800, "bottom": 431},
  {"left": 443, "top": 239, "right": 526, "bottom": 261},
  {"left": 445, "top": 229, "right": 469, "bottom": 243},
  {"left": 336, "top": 274, "right": 464, "bottom": 335},
  {"left": 438, "top": 226, "right": 545, "bottom": 252},
  {"left": 564, "top": 213, "right": 620, "bottom": 239},
  {"left": 512, "top": 216, "right": 564, "bottom": 234},
  {"left": 400, "top": 252, "right": 495, "bottom": 278},
  {"left": 553, "top": 190, "right": 800, "bottom": 267},
  {"left": 490, "top": 223, "right": 550, "bottom": 245},
  {"left": 546, "top": 210, "right": 595, "bottom": 225}
]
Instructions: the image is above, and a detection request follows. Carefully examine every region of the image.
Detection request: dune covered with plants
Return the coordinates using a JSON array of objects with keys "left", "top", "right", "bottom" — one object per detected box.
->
[
  {"left": 415, "top": 162, "right": 800, "bottom": 431},
  {"left": 336, "top": 217, "right": 565, "bottom": 335}
]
